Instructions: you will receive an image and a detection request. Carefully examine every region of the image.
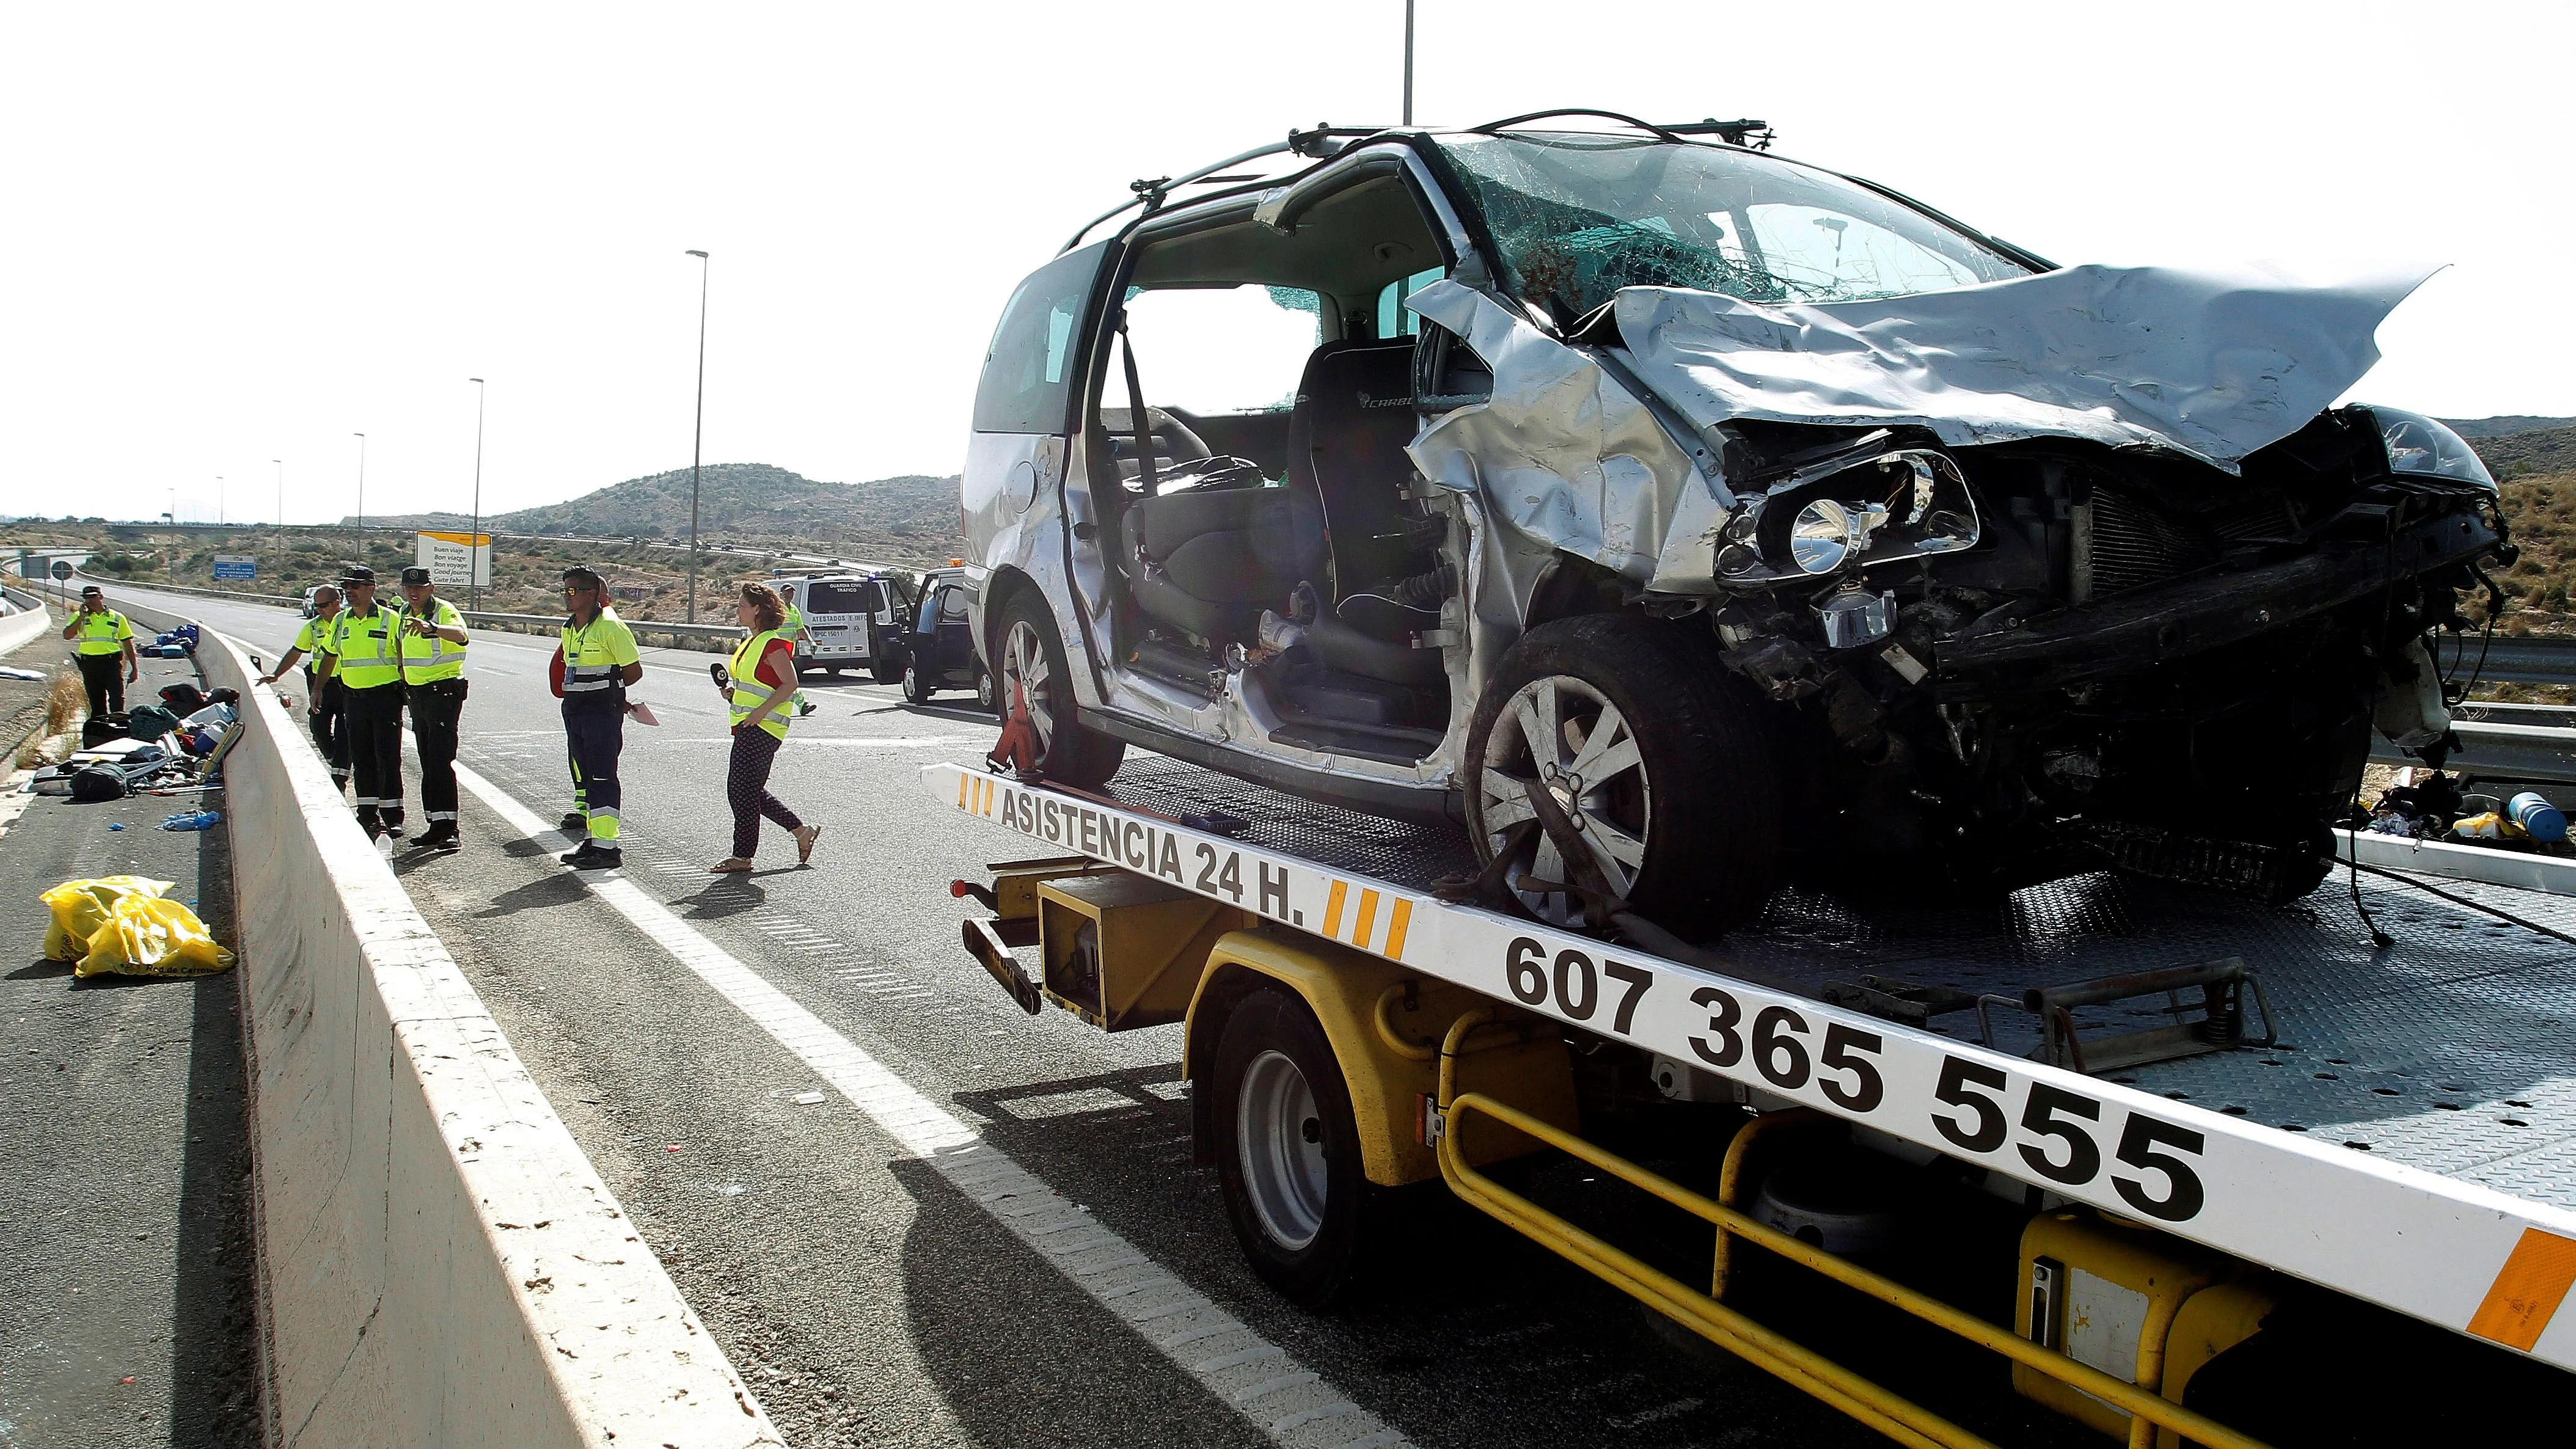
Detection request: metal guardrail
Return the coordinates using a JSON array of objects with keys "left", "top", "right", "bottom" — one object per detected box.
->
[
  {"left": 458, "top": 609, "right": 742, "bottom": 653},
  {"left": 2435, "top": 635, "right": 2576, "bottom": 687}
]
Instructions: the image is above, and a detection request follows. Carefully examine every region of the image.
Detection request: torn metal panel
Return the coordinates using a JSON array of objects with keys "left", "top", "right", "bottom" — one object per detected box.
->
[
  {"left": 1405, "top": 279, "right": 1719, "bottom": 591},
  {"left": 1612, "top": 263, "right": 2438, "bottom": 473}
]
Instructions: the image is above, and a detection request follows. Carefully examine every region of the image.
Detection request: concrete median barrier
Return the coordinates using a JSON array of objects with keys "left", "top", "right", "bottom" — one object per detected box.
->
[{"left": 164, "top": 602, "right": 781, "bottom": 1446}]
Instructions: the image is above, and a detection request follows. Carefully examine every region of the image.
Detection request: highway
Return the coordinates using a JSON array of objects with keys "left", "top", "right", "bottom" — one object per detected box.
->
[{"left": 101, "top": 580, "right": 1989, "bottom": 1449}]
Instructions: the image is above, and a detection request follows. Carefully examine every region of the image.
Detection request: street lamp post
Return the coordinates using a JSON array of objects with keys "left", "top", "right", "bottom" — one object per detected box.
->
[
  {"left": 685, "top": 249, "right": 709, "bottom": 624},
  {"left": 468, "top": 378, "right": 486, "bottom": 612},
  {"left": 1403, "top": 0, "right": 1415, "bottom": 125},
  {"left": 273, "top": 459, "right": 283, "bottom": 571},
  {"left": 215, "top": 475, "right": 224, "bottom": 527},
  {"left": 353, "top": 432, "right": 367, "bottom": 567}
]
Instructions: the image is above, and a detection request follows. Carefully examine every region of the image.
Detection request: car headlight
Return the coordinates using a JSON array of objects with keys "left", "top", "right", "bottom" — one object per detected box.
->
[{"left": 2364, "top": 406, "right": 2495, "bottom": 490}]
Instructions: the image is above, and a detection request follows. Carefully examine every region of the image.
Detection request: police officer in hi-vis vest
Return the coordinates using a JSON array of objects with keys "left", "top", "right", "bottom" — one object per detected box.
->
[
  {"left": 62, "top": 585, "right": 139, "bottom": 720},
  {"left": 257, "top": 582, "right": 350, "bottom": 793},
  {"left": 397, "top": 566, "right": 470, "bottom": 850},
  {"left": 552, "top": 566, "right": 642, "bottom": 869},
  {"left": 316, "top": 565, "right": 410, "bottom": 841}
]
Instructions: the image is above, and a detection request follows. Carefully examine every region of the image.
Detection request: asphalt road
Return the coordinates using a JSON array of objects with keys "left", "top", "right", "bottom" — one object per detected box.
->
[
  {"left": 0, "top": 637, "right": 260, "bottom": 1449},
  {"left": 107, "top": 581, "right": 2075, "bottom": 1449}
]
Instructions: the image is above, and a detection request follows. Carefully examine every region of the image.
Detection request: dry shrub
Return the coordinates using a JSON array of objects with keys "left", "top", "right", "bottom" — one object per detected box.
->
[{"left": 45, "top": 667, "right": 84, "bottom": 734}]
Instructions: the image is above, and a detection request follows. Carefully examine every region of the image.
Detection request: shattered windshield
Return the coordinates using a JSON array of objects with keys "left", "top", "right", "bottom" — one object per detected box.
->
[{"left": 1437, "top": 133, "right": 2033, "bottom": 319}]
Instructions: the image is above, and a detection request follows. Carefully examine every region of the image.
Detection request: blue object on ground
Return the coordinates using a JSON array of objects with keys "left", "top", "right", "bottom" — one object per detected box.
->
[
  {"left": 2508, "top": 792, "right": 2568, "bottom": 844},
  {"left": 158, "top": 811, "right": 221, "bottom": 831},
  {"left": 108, "top": 823, "right": 125, "bottom": 831}
]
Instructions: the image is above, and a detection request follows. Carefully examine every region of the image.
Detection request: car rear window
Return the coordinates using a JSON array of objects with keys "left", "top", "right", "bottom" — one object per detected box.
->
[
  {"left": 974, "top": 241, "right": 1110, "bottom": 434},
  {"left": 807, "top": 581, "right": 882, "bottom": 614}
]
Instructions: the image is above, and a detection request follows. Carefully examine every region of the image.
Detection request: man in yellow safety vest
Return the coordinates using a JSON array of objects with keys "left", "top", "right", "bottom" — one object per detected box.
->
[
  {"left": 256, "top": 582, "right": 350, "bottom": 792},
  {"left": 397, "top": 566, "right": 471, "bottom": 850},
  {"left": 554, "top": 566, "right": 642, "bottom": 869},
  {"left": 61, "top": 584, "right": 138, "bottom": 720},
  {"left": 315, "top": 565, "right": 409, "bottom": 841}
]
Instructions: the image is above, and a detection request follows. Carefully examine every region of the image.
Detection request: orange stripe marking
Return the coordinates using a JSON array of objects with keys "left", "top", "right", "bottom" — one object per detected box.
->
[
  {"left": 1353, "top": 889, "right": 1381, "bottom": 950},
  {"left": 1323, "top": 881, "right": 1348, "bottom": 939},
  {"left": 956, "top": 773, "right": 970, "bottom": 810},
  {"left": 1385, "top": 899, "right": 1413, "bottom": 960},
  {"left": 2468, "top": 1228, "right": 2576, "bottom": 1351}
]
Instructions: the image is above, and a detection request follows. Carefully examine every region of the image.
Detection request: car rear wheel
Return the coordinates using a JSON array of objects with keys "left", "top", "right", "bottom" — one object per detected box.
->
[
  {"left": 902, "top": 659, "right": 935, "bottom": 704},
  {"left": 995, "top": 590, "right": 1124, "bottom": 787},
  {"left": 1465, "top": 613, "right": 1783, "bottom": 938},
  {"left": 1210, "top": 988, "right": 1375, "bottom": 1307}
]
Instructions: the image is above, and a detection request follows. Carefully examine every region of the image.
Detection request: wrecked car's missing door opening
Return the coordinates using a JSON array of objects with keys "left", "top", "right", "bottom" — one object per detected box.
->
[{"left": 959, "top": 114, "right": 2508, "bottom": 939}]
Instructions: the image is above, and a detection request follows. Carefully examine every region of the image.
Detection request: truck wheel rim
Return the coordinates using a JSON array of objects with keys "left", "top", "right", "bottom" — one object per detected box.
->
[
  {"left": 1001, "top": 619, "right": 1057, "bottom": 748},
  {"left": 1477, "top": 676, "right": 1651, "bottom": 927},
  {"left": 1237, "top": 1048, "right": 1328, "bottom": 1250}
]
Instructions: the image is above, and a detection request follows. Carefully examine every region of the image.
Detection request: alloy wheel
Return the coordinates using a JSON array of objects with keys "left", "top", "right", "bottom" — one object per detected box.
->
[
  {"left": 1476, "top": 675, "right": 1651, "bottom": 926},
  {"left": 1001, "top": 618, "right": 1057, "bottom": 750}
]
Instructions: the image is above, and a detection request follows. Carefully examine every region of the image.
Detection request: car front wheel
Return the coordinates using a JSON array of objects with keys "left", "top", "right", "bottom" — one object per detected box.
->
[
  {"left": 1464, "top": 613, "right": 1784, "bottom": 939},
  {"left": 995, "top": 590, "right": 1124, "bottom": 787}
]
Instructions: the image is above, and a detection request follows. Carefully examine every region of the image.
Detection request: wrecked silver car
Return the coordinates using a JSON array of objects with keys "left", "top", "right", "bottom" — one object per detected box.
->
[{"left": 958, "top": 113, "right": 2507, "bottom": 936}]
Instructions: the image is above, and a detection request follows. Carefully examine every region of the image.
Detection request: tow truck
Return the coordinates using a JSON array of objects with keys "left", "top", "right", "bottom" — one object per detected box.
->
[{"left": 931, "top": 749, "right": 2574, "bottom": 1446}]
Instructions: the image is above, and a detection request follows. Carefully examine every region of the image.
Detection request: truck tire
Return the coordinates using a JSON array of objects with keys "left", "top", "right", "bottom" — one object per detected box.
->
[
  {"left": 995, "top": 590, "right": 1124, "bottom": 788},
  {"left": 902, "top": 658, "right": 935, "bottom": 704},
  {"left": 1464, "top": 613, "right": 1783, "bottom": 939},
  {"left": 1210, "top": 987, "right": 1376, "bottom": 1307}
]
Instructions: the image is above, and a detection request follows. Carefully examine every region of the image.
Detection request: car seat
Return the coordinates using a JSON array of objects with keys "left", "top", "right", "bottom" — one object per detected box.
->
[
  {"left": 1282, "top": 339, "right": 1446, "bottom": 685},
  {"left": 1126, "top": 483, "right": 1326, "bottom": 645}
]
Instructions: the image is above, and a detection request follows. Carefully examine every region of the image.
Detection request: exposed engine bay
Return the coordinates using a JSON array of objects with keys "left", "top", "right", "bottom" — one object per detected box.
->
[{"left": 1688, "top": 406, "right": 2506, "bottom": 902}]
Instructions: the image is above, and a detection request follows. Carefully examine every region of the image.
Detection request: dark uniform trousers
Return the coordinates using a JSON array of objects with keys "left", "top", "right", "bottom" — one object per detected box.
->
[
  {"left": 563, "top": 699, "right": 623, "bottom": 836},
  {"left": 76, "top": 654, "right": 126, "bottom": 718},
  {"left": 343, "top": 681, "right": 407, "bottom": 830},
  {"left": 305, "top": 670, "right": 349, "bottom": 786},
  {"left": 408, "top": 678, "right": 467, "bottom": 822}
]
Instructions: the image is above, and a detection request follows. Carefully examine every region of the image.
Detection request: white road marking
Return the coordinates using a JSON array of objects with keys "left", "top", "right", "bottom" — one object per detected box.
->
[{"left": 450, "top": 762, "right": 1415, "bottom": 1449}]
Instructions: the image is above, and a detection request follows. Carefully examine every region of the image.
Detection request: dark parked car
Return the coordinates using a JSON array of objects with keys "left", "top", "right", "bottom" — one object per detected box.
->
[{"left": 903, "top": 568, "right": 997, "bottom": 710}]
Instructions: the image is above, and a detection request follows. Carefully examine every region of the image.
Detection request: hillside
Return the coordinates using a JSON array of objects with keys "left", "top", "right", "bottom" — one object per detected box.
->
[
  {"left": 2441, "top": 415, "right": 2576, "bottom": 439},
  {"left": 347, "top": 463, "right": 964, "bottom": 566},
  {"left": 2468, "top": 426, "right": 2576, "bottom": 481}
]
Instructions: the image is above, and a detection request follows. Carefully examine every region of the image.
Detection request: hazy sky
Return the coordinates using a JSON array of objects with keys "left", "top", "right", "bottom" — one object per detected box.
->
[{"left": 4, "top": 1, "right": 2569, "bottom": 526}]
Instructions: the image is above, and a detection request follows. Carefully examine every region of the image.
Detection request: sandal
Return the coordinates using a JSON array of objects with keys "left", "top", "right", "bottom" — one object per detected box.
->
[
  {"left": 709, "top": 857, "right": 755, "bottom": 873},
  {"left": 795, "top": 824, "right": 823, "bottom": 865}
]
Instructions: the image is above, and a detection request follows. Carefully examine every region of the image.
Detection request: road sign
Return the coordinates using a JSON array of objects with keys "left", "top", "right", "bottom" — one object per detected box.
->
[
  {"left": 213, "top": 554, "right": 257, "bottom": 580},
  {"left": 49, "top": 560, "right": 72, "bottom": 580},
  {"left": 415, "top": 531, "right": 491, "bottom": 589}
]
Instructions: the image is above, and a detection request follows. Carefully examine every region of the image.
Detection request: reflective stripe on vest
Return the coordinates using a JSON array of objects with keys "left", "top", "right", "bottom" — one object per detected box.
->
[
  {"left": 334, "top": 605, "right": 404, "bottom": 690},
  {"left": 727, "top": 630, "right": 791, "bottom": 740},
  {"left": 398, "top": 597, "right": 467, "bottom": 682},
  {"left": 73, "top": 610, "right": 129, "bottom": 655}
]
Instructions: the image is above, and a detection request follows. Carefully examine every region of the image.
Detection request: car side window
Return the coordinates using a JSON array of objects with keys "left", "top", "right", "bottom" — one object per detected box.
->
[
  {"left": 1374, "top": 267, "right": 1445, "bottom": 338},
  {"left": 974, "top": 241, "right": 1113, "bottom": 434},
  {"left": 1119, "top": 284, "right": 1320, "bottom": 415},
  {"left": 937, "top": 586, "right": 969, "bottom": 624}
]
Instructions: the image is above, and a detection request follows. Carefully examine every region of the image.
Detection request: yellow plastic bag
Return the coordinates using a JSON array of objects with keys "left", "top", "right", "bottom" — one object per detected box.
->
[
  {"left": 75, "top": 894, "right": 236, "bottom": 979},
  {"left": 40, "top": 876, "right": 174, "bottom": 962}
]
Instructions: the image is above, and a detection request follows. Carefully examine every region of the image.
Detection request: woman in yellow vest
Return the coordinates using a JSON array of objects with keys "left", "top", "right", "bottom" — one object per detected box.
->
[{"left": 709, "top": 582, "right": 820, "bottom": 872}]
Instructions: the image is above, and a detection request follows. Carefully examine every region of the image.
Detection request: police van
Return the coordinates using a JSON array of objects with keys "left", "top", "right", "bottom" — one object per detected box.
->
[{"left": 772, "top": 570, "right": 913, "bottom": 682}]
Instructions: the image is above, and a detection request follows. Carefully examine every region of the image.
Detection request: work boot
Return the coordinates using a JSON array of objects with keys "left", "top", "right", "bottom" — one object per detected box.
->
[
  {"left": 562, "top": 842, "right": 622, "bottom": 870},
  {"left": 416, "top": 822, "right": 460, "bottom": 851},
  {"left": 559, "top": 811, "right": 587, "bottom": 833}
]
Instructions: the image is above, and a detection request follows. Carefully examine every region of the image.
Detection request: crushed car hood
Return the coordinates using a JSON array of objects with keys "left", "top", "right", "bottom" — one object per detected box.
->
[
  {"left": 1405, "top": 265, "right": 2438, "bottom": 589},
  {"left": 1608, "top": 263, "right": 2437, "bottom": 473}
]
